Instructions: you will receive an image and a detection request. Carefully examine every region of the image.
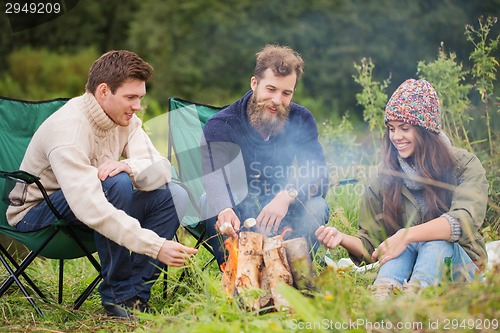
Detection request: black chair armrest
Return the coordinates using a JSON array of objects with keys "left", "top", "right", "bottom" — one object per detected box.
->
[
  {"left": 0, "top": 170, "right": 63, "bottom": 220},
  {"left": 0, "top": 170, "right": 40, "bottom": 184}
]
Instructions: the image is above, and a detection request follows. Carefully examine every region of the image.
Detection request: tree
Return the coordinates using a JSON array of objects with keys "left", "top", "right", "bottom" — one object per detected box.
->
[{"left": 127, "top": 0, "right": 495, "bottom": 120}]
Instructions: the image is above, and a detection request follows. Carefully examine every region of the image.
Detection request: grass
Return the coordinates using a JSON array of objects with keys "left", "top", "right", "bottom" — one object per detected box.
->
[{"left": 1, "top": 184, "right": 499, "bottom": 333}]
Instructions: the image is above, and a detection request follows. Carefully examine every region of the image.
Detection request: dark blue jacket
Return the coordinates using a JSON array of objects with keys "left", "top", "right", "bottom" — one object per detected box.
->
[{"left": 202, "top": 90, "right": 329, "bottom": 215}]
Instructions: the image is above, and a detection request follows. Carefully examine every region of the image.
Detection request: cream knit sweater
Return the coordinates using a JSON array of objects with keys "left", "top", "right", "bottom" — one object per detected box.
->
[{"left": 7, "top": 93, "right": 172, "bottom": 259}]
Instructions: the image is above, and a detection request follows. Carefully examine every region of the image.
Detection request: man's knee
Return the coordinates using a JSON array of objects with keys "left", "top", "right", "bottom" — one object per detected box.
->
[
  {"left": 102, "top": 172, "right": 133, "bottom": 202},
  {"left": 165, "top": 183, "right": 189, "bottom": 220},
  {"left": 102, "top": 172, "right": 132, "bottom": 191}
]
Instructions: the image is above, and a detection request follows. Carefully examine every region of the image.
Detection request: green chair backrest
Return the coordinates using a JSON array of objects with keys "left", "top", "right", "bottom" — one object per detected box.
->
[
  {"left": 0, "top": 96, "right": 96, "bottom": 259},
  {"left": 166, "top": 97, "right": 223, "bottom": 230},
  {"left": 0, "top": 97, "right": 68, "bottom": 171},
  {"left": 0, "top": 96, "right": 69, "bottom": 223}
]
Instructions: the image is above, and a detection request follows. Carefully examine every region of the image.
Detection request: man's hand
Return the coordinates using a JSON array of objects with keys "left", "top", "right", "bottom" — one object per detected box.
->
[
  {"left": 371, "top": 229, "right": 410, "bottom": 265},
  {"left": 157, "top": 240, "right": 197, "bottom": 267},
  {"left": 256, "top": 191, "right": 291, "bottom": 237},
  {"left": 97, "top": 160, "right": 132, "bottom": 181},
  {"left": 215, "top": 208, "right": 240, "bottom": 237},
  {"left": 315, "top": 225, "right": 344, "bottom": 249}
]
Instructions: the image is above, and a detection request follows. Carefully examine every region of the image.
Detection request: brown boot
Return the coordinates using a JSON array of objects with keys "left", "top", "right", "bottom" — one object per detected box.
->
[
  {"left": 369, "top": 281, "right": 399, "bottom": 300},
  {"left": 402, "top": 281, "right": 423, "bottom": 298}
]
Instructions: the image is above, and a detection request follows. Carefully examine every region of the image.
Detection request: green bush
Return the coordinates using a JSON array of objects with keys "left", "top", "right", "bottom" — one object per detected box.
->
[{"left": 0, "top": 47, "right": 98, "bottom": 100}]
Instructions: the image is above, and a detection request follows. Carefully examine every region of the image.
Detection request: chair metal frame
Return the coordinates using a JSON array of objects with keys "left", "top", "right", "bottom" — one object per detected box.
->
[
  {"left": 0, "top": 173, "right": 102, "bottom": 317},
  {"left": 0, "top": 97, "right": 102, "bottom": 316}
]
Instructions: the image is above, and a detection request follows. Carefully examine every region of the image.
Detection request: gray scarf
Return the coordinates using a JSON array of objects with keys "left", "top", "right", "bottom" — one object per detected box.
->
[{"left": 397, "top": 155, "right": 420, "bottom": 190}]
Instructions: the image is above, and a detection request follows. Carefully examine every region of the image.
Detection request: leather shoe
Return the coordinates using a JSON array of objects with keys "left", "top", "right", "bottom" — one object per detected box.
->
[
  {"left": 103, "top": 303, "right": 133, "bottom": 319},
  {"left": 103, "top": 296, "right": 151, "bottom": 319}
]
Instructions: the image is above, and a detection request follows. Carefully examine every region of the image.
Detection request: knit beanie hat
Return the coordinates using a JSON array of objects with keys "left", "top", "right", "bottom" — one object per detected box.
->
[{"left": 384, "top": 79, "right": 441, "bottom": 133}]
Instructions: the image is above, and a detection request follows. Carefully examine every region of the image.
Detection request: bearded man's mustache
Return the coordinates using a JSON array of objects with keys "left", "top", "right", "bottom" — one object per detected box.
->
[{"left": 247, "top": 97, "right": 290, "bottom": 137}]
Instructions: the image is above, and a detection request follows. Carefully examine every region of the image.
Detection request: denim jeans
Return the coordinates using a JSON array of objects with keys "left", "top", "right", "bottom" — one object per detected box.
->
[
  {"left": 201, "top": 193, "right": 330, "bottom": 266},
  {"left": 374, "top": 240, "right": 478, "bottom": 288},
  {"left": 17, "top": 172, "right": 188, "bottom": 304}
]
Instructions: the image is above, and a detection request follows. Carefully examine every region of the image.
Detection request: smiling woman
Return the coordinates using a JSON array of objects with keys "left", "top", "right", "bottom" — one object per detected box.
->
[
  {"left": 316, "top": 78, "right": 489, "bottom": 299},
  {"left": 386, "top": 121, "right": 416, "bottom": 159}
]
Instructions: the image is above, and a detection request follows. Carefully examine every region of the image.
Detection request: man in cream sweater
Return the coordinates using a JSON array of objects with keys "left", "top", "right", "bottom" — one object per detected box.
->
[{"left": 7, "top": 50, "right": 197, "bottom": 318}]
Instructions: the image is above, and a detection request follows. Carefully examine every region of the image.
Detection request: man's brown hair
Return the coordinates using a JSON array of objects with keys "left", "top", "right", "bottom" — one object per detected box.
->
[
  {"left": 254, "top": 45, "right": 304, "bottom": 86},
  {"left": 85, "top": 50, "right": 153, "bottom": 94}
]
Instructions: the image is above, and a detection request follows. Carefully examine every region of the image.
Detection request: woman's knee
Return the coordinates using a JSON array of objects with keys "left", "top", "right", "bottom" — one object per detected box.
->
[{"left": 420, "top": 240, "right": 453, "bottom": 255}]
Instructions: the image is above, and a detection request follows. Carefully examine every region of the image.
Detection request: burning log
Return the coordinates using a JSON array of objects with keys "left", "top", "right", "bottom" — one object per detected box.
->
[
  {"left": 262, "top": 236, "right": 293, "bottom": 310},
  {"left": 259, "top": 265, "right": 272, "bottom": 309},
  {"left": 235, "top": 231, "right": 264, "bottom": 311},
  {"left": 283, "top": 237, "right": 315, "bottom": 291},
  {"left": 221, "top": 231, "right": 314, "bottom": 312}
]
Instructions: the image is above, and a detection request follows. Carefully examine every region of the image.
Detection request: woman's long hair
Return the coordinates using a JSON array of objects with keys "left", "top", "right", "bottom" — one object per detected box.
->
[{"left": 381, "top": 126, "right": 457, "bottom": 234}]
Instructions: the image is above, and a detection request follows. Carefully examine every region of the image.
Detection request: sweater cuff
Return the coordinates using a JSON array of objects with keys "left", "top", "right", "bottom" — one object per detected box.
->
[{"left": 442, "top": 213, "right": 462, "bottom": 242}]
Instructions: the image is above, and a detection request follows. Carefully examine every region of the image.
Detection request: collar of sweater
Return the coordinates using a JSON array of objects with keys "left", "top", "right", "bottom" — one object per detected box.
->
[{"left": 82, "top": 92, "right": 118, "bottom": 137}]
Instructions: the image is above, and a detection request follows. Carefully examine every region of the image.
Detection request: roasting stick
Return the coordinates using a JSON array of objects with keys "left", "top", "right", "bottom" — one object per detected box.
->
[{"left": 291, "top": 177, "right": 358, "bottom": 230}]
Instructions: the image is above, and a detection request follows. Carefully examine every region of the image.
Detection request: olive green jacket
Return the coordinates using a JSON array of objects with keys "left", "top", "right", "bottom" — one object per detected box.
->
[{"left": 353, "top": 146, "right": 488, "bottom": 267}]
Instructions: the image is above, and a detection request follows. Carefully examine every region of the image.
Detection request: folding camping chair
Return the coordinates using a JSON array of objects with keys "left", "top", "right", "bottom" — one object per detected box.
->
[
  {"left": 167, "top": 97, "right": 224, "bottom": 276},
  {"left": 0, "top": 96, "right": 102, "bottom": 316}
]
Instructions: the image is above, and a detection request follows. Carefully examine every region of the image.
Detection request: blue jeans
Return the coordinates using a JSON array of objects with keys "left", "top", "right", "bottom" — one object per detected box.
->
[
  {"left": 17, "top": 172, "right": 188, "bottom": 304},
  {"left": 201, "top": 194, "right": 330, "bottom": 266},
  {"left": 374, "top": 240, "right": 478, "bottom": 287}
]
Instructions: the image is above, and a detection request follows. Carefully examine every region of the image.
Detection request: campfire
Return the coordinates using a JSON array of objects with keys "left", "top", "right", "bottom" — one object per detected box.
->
[{"left": 220, "top": 225, "right": 315, "bottom": 312}]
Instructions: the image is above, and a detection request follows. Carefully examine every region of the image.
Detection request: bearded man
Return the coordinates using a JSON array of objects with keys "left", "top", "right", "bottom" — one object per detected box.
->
[{"left": 201, "top": 45, "right": 330, "bottom": 266}]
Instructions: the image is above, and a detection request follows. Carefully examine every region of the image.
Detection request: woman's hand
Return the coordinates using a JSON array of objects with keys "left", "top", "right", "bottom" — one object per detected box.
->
[
  {"left": 372, "top": 229, "right": 410, "bottom": 265},
  {"left": 315, "top": 225, "right": 344, "bottom": 249}
]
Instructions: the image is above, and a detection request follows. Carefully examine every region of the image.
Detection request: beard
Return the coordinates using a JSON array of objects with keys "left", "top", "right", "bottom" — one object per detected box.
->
[{"left": 247, "top": 94, "right": 290, "bottom": 138}]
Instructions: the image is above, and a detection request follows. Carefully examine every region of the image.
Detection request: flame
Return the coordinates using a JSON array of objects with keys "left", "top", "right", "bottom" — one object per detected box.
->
[
  {"left": 280, "top": 227, "right": 293, "bottom": 241},
  {"left": 221, "top": 236, "right": 239, "bottom": 294},
  {"left": 224, "top": 236, "right": 239, "bottom": 269}
]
